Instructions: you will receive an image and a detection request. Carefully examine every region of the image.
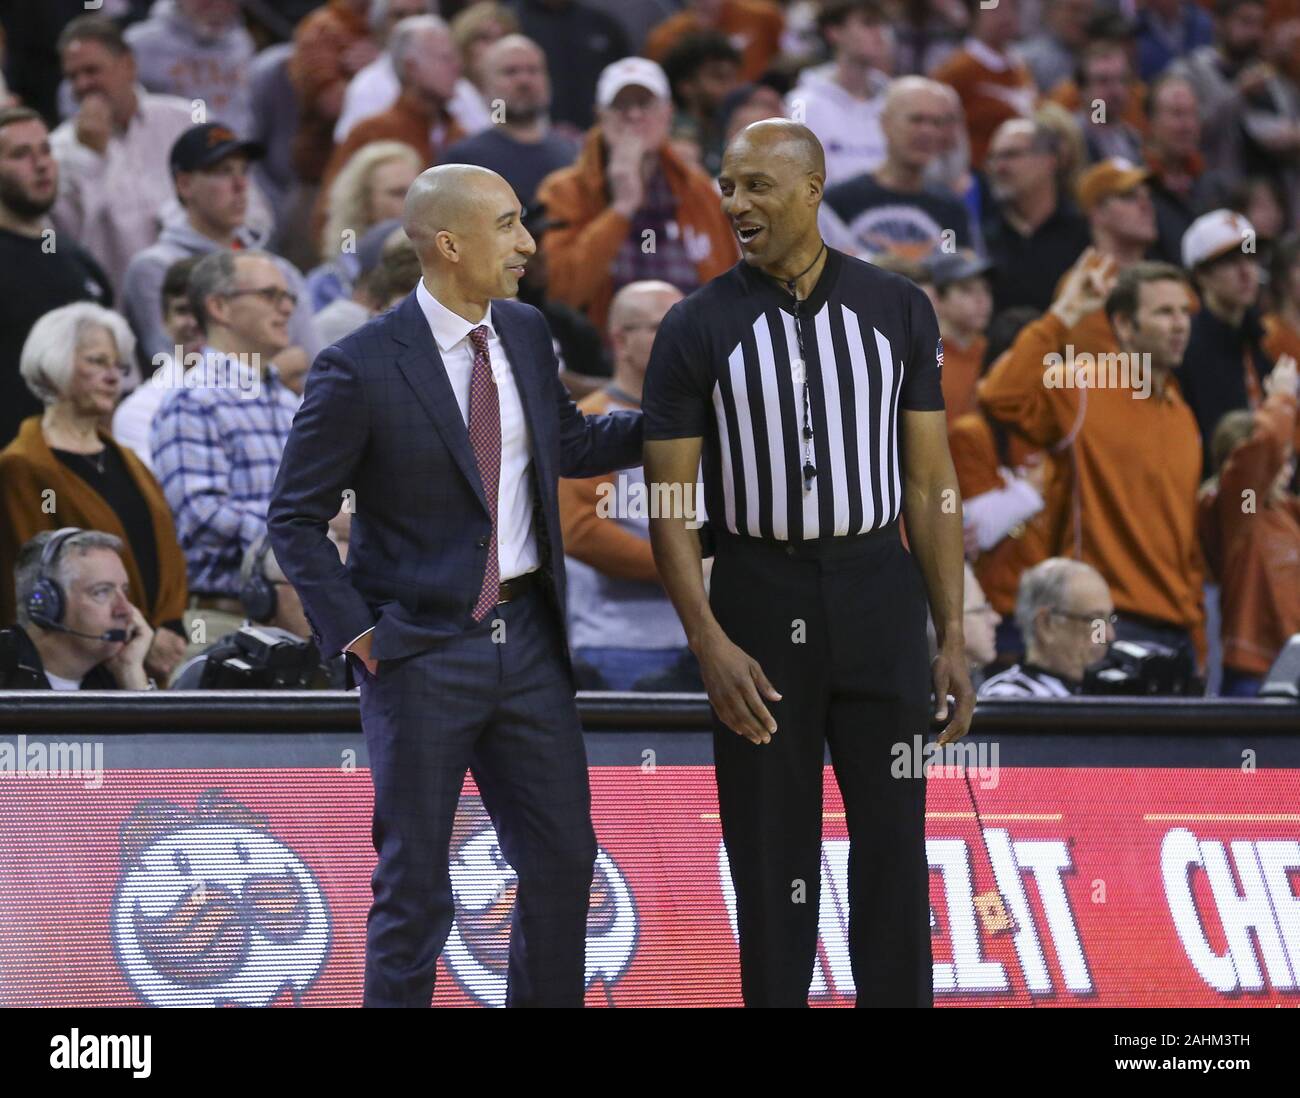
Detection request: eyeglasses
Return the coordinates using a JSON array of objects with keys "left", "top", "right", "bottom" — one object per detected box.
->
[
  {"left": 223, "top": 287, "right": 299, "bottom": 308},
  {"left": 1050, "top": 610, "right": 1118, "bottom": 626}
]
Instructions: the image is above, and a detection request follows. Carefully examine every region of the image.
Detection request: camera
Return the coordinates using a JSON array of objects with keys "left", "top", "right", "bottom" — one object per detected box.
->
[
  {"left": 1081, "top": 640, "right": 1201, "bottom": 696},
  {"left": 198, "top": 625, "right": 330, "bottom": 689}
]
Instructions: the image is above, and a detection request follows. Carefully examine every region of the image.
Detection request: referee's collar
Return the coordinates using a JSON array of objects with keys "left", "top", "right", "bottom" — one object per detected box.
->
[{"left": 737, "top": 244, "right": 843, "bottom": 315}]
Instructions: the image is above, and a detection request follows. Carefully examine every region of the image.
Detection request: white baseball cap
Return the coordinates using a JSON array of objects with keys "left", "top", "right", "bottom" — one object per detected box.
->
[
  {"left": 595, "top": 57, "right": 670, "bottom": 110},
  {"left": 1182, "top": 208, "right": 1256, "bottom": 269}
]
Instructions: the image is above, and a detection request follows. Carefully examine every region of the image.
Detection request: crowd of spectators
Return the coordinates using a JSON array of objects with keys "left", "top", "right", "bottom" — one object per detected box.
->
[{"left": 0, "top": 0, "right": 1296, "bottom": 697}]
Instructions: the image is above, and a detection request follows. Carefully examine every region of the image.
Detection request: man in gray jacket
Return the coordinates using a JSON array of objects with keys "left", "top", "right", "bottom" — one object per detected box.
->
[{"left": 120, "top": 123, "right": 322, "bottom": 377}]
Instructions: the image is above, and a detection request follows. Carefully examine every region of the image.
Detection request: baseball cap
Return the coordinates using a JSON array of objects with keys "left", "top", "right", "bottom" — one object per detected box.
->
[
  {"left": 170, "top": 123, "right": 265, "bottom": 175},
  {"left": 1181, "top": 208, "right": 1256, "bottom": 269},
  {"left": 1076, "top": 157, "right": 1150, "bottom": 214},
  {"left": 924, "top": 249, "right": 992, "bottom": 290},
  {"left": 596, "top": 58, "right": 670, "bottom": 110}
]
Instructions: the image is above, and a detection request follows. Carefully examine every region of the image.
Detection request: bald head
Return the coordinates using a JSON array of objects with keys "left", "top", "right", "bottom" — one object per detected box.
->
[
  {"left": 608, "top": 279, "right": 682, "bottom": 330},
  {"left": 484, "top": 32, "right": 542, "bottom": 69},
  {"left": 403, "top": 163, "right": 535, "bottom": 305},
  {"left": 608, "top": 280, "right": 682, "bottom": 384},
  {"left": 403, "top": 164, "right": 508, "bottom": 255},
  {"left": 727, "top": 118, "right": 825, "bottom": 180},
  {"left": 719, "top": 119, "right": 826, "bottom": 270},
  {"left": 882, "top": 75, "right": 951, "bottom": 122}
]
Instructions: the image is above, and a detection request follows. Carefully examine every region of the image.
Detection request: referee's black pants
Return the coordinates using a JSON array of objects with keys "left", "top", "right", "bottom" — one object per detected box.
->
[{"left": 708, "top": 524, "right": 933, "bottom": 1008}]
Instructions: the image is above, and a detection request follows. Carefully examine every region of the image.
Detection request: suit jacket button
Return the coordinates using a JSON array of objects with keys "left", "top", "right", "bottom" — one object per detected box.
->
[{"left": 476, "top": 535, "right": 488, "bottom": 548}]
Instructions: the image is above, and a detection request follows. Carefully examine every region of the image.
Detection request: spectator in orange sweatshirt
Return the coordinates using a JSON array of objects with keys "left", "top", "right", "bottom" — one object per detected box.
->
[
  {"left": 978, "top": 250, "right": 1207, "bottom": 680},
  {"left": 288, "top": 0, "right": 378, "bottom": 185},
  {"left": 645, "top": 0, "right": 785, "bottom": 83},
  {"left": 1198, "top": 355, "right": 1299, "bottom": 695},
  {"left": 558, "top": 279, "right": 704, "bottom": 691},
  {"left": 317, "top": 16, "right": 465, "bottom": 229},
  {"left": 535, "top": 58, "right": 737, "bottom": 333},
  {"left": 931, "top": 0, "right": 1037, "bottom": 170},
  {"left": 1263, "top": 232, "right": 1300, "bottom": 364}
]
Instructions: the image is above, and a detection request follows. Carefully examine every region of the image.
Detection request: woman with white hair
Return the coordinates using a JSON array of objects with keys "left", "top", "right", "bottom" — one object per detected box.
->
[
  {"left": 305, "top": 140, "right": 422, "bottom": 311},
  {"left": 0, "top": 303, "right": 189, "bottom": 682}
]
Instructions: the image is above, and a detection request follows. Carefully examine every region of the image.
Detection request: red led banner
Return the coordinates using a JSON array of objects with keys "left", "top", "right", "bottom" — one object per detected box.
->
[{"left": 0, "top": 767, "right": 1297, "bottom": 1006}]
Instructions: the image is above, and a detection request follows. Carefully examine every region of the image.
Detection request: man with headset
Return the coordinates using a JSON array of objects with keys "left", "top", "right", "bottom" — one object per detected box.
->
[
  {"left": 170, "top": 533, "right": 347, "bottom": 689},
  {"left": 0, "top": 528, "right": 155, "bottom": 690}
]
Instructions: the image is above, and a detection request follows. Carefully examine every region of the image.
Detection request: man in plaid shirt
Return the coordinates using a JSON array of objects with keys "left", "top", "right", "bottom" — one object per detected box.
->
[{"left": 152, "top": 251, "right": 302, "bottom": 604}]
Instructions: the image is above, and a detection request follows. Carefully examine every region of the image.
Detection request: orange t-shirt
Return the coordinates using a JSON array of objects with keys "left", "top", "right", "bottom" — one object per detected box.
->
[
  {"left": 948, "top": 412, "right": 1055, "bottom": 616},
  {"left": 932, "top": 43, "right": 1037, "bottom": 170},
  {"left": 1262, "top": 312, "right": 1300, "bottom": 455},
  {"left": 645, "top": 0, "right": 785, "bottom": 82},
  {"left": 940, "top": 334, "right": 986, "bottom": 425}
]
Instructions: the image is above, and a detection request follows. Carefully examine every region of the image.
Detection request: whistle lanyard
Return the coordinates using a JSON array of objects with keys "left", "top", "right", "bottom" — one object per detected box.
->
[{"left": 781, "top": 242, "right": 825, "bottom": 494}]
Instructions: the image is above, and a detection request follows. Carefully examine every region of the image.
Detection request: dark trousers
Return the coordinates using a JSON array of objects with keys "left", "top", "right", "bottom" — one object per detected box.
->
[
  {"left": 708, "top": 526, "right": 933, "bottom": 1007},
  {"left": 358, "top": 586, "right": 596, "bottom": 1007}
]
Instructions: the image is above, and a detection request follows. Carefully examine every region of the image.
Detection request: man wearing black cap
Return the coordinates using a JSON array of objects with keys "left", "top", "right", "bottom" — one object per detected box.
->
[{"left": 120, "top": 122, "right": 323, "bottom": 370}]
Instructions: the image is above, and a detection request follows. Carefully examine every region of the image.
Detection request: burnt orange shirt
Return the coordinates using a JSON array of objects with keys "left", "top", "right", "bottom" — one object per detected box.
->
[
  {"left": 941, "top": 334, "right": 987, "bottom": 425},
  {"left": 1197, "top": 390, "right": 1300, "bottom": 674},
  {"left": 535, "top": 127, "right": 739, "bottom": 332},
  {"left": 949, "top": 412, "right": 1055, "bottom": 616},
  {"left": 645, "top": 0, "right": 785, "bottom": 82},
  {"left": 1262, "top": 312, "right": 1300, "bottom": 455},
  {"left": 932, "top": 41, "right": 1037, "bottom": 170},
  {"left": 978, "top": 312, "right": 1207, "bottom": 659}
]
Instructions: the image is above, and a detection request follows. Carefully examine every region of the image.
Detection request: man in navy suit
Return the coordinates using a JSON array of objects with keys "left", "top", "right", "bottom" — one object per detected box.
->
[{"left": 267, "top": 164, "right": 644, "bottom": 1007}]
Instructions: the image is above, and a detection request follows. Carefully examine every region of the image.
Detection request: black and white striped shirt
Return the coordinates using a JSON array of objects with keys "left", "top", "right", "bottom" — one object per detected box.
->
[
  {"left": 643, "top": 248, "right": 944, "bottom": 541},
  {"left": 977, "top": 664, "right": 1074, "bottom": 699}
]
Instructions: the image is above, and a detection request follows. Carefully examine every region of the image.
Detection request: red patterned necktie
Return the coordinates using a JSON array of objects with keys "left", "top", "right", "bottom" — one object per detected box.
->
[{"left": 467, "top": 325, "right": 501, "bottom": 621}]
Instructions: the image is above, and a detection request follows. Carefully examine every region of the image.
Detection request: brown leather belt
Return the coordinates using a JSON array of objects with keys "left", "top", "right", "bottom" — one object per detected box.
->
[{"left": 497, "top": 569, "right": 542, "bottom": 604}]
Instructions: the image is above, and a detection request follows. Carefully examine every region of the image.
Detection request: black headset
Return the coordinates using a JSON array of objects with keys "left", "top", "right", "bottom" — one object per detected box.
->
[
  {"left": 25, "top": 526, "right": 84, "bottom": 629},
  {"left": 239, "top": 535, "right": 278, "bottom": 624}
]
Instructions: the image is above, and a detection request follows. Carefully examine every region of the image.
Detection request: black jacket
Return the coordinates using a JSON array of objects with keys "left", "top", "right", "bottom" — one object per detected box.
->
[
  {"left": 1177, "top": 306, "right": 1273, "bottom": 477},
  {"left": 0, "top": 624, "right": 118, "bottom": 690}
]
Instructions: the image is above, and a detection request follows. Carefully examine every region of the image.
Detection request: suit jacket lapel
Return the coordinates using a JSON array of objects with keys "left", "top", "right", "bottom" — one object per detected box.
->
[{"left": 391, "top": 292, "right": 490, "bottom": 514}]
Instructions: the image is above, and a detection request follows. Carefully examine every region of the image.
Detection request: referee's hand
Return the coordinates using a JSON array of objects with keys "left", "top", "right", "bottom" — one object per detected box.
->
[
  {"left": 932, "top": 643, "right": 975, "bottom": 745},
  {"left": 696, "top": 627, "right": 782, "bottom": 745}
]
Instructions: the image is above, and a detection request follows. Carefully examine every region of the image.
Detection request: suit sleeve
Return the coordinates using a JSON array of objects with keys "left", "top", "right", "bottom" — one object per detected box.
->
[
  {"left": 266, "top": 345, "right": 376, "bottom": 658},
  {"left": 541, "top": 316, "right": 644, "bottom": 477}
]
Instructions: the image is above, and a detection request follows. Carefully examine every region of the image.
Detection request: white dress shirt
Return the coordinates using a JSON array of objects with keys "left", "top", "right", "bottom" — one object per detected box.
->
[
  {"left": 415, "top": 278, "right": 539, "bottom": 582},
  {"left": 346, "top": 282, "right": 541, "bottom": 654}
]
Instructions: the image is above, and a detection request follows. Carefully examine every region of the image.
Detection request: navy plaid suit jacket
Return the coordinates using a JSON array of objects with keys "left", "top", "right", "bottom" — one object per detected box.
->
[{"left": 267, "top": 289, "right": 643, "bottom": 669}]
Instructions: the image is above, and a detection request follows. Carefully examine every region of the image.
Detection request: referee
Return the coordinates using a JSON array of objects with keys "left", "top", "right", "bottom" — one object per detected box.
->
[{"left": 643, "top": 120, "right": 974, "bottom": 1007}]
